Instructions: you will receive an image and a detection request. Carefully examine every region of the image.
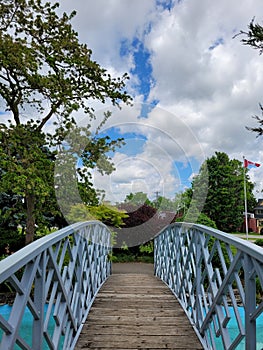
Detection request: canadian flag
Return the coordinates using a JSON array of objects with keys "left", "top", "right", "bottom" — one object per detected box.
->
[{"left": 244, "top": 159, "right": 261, "bottom": 168}]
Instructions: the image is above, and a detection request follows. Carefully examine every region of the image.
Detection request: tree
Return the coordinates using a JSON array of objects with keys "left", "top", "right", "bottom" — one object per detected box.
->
[
  {"left": 236, "top": 19, "right": 263, "bottom": 136},
  {"left": 0, "top": 0, "right": 131, "bottom": 244},
  {"left": 237, "top": 18, "right": 263, "bottom": 54},
  {"left": 0, "top": 192, "right": 25, "bottom": 255},
  {"left": 245, "top": 104, "right": 263, "bottom": 136},
  {"left": 54, "top": 125, "right": 125, "bottom": 218},
  {"left": 124, "top": 192, "right": 151, "bottom": 207},
  {"left": 176, "top": 211, "right": 217, "bottom": 229},
  {"left": 153, "top": 196, "right": 176, "bottom": 211},
  {"left": 192, "top": 152, "right": 256, "bottom": 232},
  {"left": 119, "top": 202, "right": 157, "bottom": 228},
  {"left": 173, "top": 190, "right": 192, "bottom": 217},
  {"left": 67, "top": 203, "right": 128, "bottom": 228},
  {"left": 0, "top": 122, "right": 59, "bottom": 244}
]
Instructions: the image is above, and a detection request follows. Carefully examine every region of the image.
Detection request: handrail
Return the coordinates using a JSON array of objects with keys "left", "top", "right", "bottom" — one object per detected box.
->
[
  {"left": 154, "top": 222, "right": 263, "bottom": 350},
  {"left": 0, "top": 221, "right": 112, "bottom": 350}
]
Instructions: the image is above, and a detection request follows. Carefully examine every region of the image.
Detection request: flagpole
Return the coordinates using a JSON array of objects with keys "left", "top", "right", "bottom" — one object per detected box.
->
[{"left": 243, "top": 156, "right": 249, "bottom": 240}]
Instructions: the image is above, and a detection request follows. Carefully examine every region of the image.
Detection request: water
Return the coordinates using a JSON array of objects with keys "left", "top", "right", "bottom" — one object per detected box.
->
[
  {"left": 0, "top": 304, "right": 63, "bottom": 349},
  {"left": 0, "top": 305, "right": 262, "bottom": 349},
  {"left": 209, "top": 306, "right": 263, "bottom": 350}
]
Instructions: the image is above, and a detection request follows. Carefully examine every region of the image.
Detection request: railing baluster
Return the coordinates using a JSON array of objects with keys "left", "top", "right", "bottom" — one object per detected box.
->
[
  {"left": 0, "top": 221, "right": 111, "bottom": 350},
  {"left": 32, "top": 252, "right": 45, "bottom": 350},
  {"left": 154, "top": 222, "right": 263, "bottom": 350},
  {"left": 244, "top": 254, "right": 257, "bottom": 350}
]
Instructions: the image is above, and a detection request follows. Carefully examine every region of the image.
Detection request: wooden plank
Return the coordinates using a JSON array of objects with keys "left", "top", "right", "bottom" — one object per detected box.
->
[
  {"left": 75, "top": 274, "right": 204, "bottom": 350},
  {"left": 83, "top": 324, "right": 193, "bottom": 335}
]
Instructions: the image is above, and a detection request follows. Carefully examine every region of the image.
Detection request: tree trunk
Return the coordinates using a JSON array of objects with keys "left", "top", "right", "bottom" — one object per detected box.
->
[{"left": 25, "top": 193, "right": 36, "bottom": 245}]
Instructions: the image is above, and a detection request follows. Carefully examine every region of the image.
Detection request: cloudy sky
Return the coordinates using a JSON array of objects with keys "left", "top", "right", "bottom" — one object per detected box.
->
[{"left": 58, "top": 0, "right": 263, "bottom": 203}]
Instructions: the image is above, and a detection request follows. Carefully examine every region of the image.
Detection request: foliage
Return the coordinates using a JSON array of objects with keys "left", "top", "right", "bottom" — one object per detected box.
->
[
  {"left": 89, "top": 204, "right": 128, "bottom": 228},
  {"left": 67, "top": 203, "right": 127, "bottom": 252},
  {"left": 245, "top": 104, "right": 263, "bottom": 136},
  {"left": 0, "top": 0, "right": 131, "bottom": 126},
  {"left": 139, "top": 241, "right": 154, "bottom": 254},
  {"left": 113, "top": 240, "right": 154, "bottom": 263},
  {"left": 0, "top": 0, "right": 131, "bottom": 244},
  {"left": 114, "top": 201, "right": 176, "bottom": 261},
  {"left": 237, "top": 18, "right": 263, "bottom": 54},
  {"left": 254, "top": 238, "right": 263, "bottom": 247},
  {"left": 176, "top": 211, "right": 217, "bottom": 229},
  {"left": 191, "top": 152, "right": 256, "bottom": 232},
  {"left": 198, "top": 213, "right": 217, "bottom": 229},
  {"left": 236, "top": 19, "right": 263, "bottom": 136},
  {"left": 67, "top": 203, "right": 128, "bottom": 228},
  {"left": 0, "top": 122, "right": 61, "bottom": 244},
  {"left": 0, "top": 192, "right": 25, "bottom": 231},
  {"left": 112, "top": 251, "right": 153, "bottom": 263},
  {"left": 0, "top": 228, "right": 24, "bottom": 256},
  {"left": 124, "top": 192, "right": 152, "bottom": 206},
  {"left": 153, "top": 196, "right": 177, "bottom": 211},
  {"left": 118, "top": 202, "right": 157, "bottom": 227},
  {"left": 54, "top": 125, "right": 125, "bottom": 216}
]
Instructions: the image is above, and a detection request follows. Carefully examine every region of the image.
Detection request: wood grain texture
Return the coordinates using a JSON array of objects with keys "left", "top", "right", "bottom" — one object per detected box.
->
[{"left": 75, "top": 274, "right": 203, "bottom": 349}]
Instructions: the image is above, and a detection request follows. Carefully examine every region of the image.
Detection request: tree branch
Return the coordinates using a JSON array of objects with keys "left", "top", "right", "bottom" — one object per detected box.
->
[{"left": 37, "top": 101, "right": 63, "bottom": 131}]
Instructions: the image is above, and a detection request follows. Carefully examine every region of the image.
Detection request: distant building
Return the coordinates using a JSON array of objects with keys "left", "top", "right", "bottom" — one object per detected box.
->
[
  {"left": 243, "top": 199, "right": 263, "bottom": 234},
  {"left": 253, "top": 199, "right": 263, "bottom": 234}
]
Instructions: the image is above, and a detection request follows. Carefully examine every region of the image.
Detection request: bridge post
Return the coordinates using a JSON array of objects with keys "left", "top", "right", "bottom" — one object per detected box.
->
[
  {"left": 244, "top": 254, "right": 256, "bottom": 350},
  {"left": 0, "top": 221, "right": 112, "bottom": 350},
  {"left": 32, "top": 252, "right": 45, "bottom": 350},
  {"left": 195, "top": 232, "right": 202, "bottom": 332}
]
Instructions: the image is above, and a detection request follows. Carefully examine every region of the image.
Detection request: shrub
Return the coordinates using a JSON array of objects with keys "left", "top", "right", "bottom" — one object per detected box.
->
[{"left": 254, "top": 239, "right": 263, "bottom": 247}]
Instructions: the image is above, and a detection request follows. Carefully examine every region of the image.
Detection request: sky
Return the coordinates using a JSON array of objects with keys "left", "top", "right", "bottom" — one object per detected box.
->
[
  {"left": 56, "top": 0, "right": 263, "bottom": 204},
  {"left": 5, "top": 0, "right": 263, "bottom": 205}
]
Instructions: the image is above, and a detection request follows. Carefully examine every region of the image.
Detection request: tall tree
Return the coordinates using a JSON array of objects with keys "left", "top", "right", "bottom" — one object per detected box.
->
[
  {"left": 192, "top": 152, "right": 256, "bottom": 232},
  {"left": 0, "top": 122, "right": 58, "bottom": 244},
  {"left": 236, "top": 19, "right": 263, "bottom": 135},
  {"left": 0, "top": 0, "right": 131, "bottom": 244},
  {"left": 54, "top": 125, "right": 125, "bottom": 218}
]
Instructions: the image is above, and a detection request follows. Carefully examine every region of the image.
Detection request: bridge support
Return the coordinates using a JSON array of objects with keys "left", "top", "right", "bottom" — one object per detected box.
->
[
  {"left": 244, "top": 254, "right": 257, "bottom": 350},
  {"left": 0, "top": 221, "right": 112, "bottom": 350},
  {"left": 154, "top": 222, "right": 263, "bottom": 350}
]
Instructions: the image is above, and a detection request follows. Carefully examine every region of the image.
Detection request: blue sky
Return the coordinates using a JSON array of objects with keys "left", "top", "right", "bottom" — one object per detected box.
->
[
  {"left": 87, "top": 2, "right": 209, "bottom": 202},
  {"left": 40, "top": 0, "right": 263, "bottom": 203},
  {"left": 97, "top": 121, "right": 200, "bottom": 201},
  {"left": 2, "top": 0, "right": 263, "bottom": 204}
]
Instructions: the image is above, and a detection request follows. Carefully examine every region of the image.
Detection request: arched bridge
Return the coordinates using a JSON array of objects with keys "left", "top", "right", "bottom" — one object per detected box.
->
[{"left": 0, "top": 221, "right": 262, "bottom": 349}]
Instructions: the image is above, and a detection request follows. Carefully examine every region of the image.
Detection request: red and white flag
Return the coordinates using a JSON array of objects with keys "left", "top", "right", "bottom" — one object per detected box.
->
[{"left": 244, "top": 158, "right": 261, "bottom": 168}]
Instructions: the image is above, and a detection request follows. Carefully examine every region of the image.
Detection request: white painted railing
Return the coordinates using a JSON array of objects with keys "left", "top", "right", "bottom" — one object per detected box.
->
[
  {"left": 0, "top": 221, "right": 111, "bottom": 350},
  {"left": 154, "top": 223, "right": 263, "bottom": 350}
]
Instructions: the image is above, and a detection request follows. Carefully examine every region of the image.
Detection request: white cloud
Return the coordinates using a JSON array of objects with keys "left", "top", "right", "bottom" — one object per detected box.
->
[
  {"left": 143, "top": 1, "right": 263, "bottom": 191},
  {"left": 59, "top": 0, "right": 155, "bottom": 70},
  {"left": 3, "top": 0, "right": 263, "bottom": 206},
  {"left": 92, "top": 151, "right": 165, "bottom": 203},
  {"left": 54, "top": 1, "right": 263, "bottom": 200}
]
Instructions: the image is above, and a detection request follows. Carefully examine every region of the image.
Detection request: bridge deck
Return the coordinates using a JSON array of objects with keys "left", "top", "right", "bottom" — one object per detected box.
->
[{"left": 75, "top": 269, "right": 203, "bottom": 349}]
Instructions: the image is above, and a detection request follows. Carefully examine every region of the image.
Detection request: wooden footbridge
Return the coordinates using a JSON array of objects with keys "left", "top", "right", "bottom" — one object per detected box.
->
[
  {"left": 75, "top": 268, "right": 203, "bottom": 349},
  {"left": 0, "top": 221, "right": 262, "bottom": 350}
]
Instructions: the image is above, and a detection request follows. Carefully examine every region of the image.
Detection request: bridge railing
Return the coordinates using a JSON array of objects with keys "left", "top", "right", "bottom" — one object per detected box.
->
[
  {"left": 154, "top": 223, "right": 263, "bottom": 350},
  {"left": 0, "top": 221, "right": 112, "bottom": 350}
]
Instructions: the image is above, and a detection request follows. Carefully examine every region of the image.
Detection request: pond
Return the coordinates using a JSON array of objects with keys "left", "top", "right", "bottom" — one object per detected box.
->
[
  {"left": 0, "top": 304, "right": 63, "bottom": 349},
  {"left": 0, "top": 304, "right": 262, "bottom": 349}
]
